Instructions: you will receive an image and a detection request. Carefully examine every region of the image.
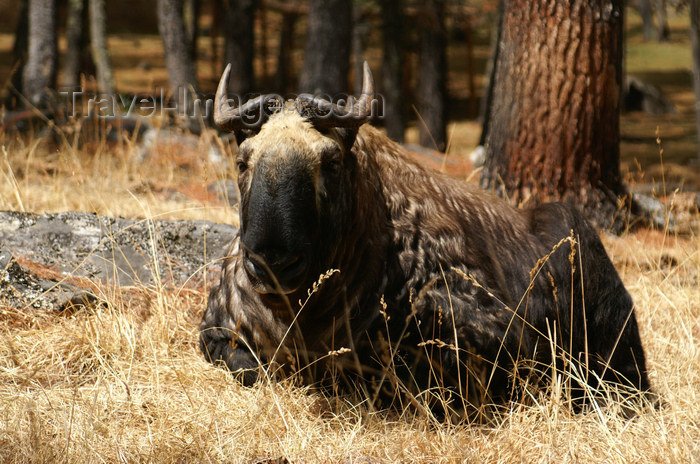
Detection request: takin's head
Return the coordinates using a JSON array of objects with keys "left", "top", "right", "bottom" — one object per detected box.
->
[{"left": 214, "top": 63, "right": 377, "bottom": 299}]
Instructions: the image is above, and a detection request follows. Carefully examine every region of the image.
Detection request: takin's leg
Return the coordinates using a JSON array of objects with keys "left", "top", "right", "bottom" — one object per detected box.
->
[
  {"left": 530, "top": 203, "right": 651, "bottom": 396},
  {"left": 575, "top": 215, "right": 651, "bottom": 393},
  {"left": 199, "top": 282, "right": 260, "bottom": 386}
]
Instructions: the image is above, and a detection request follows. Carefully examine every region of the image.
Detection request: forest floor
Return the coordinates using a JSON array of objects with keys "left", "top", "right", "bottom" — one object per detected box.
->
[{"left": 0, "top": 5, "right": 698, "bottom": 464}]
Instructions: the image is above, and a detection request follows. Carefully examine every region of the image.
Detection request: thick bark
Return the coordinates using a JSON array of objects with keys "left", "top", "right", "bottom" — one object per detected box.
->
[
  {"left": 299, "top": 0, "right": 352, "bottom": 95},
  {"left": 222, "top": 0, "right": 256, "bottom": 96},
  {"left": 88, "top": 0, "right": 114, "bottom": 94},
  {"left": 480, "top": 0, "right": 628, "bottom": 230},
  {"left": 416, "top": 0, "right": 447, "bottom": 151},
  {"left": 691, "top": 0, "right": 700, "bottom": 162},
  {"left": 22, "top": 0, "right": 57, "bottom": 106},
  {"left": 157, "top": 0, "right": 198, "bottom": 110},
  {"left": 381, "top": 0, "right": 406, "bottom": 143}
]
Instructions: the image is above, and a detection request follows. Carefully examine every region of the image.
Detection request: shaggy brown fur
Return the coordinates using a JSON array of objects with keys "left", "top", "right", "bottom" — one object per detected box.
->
[{"left": 200, "top": 110, "right": 651, "bottom": 415}]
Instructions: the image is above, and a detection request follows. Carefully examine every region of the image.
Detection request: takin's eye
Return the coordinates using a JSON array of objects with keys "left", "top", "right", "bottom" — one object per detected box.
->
[
  {"left": 321, "top": 148, "right": 343, "bottom": 178},
  {"left": 323, "top": 159, "right": 342, "bottom": 177},
  {"left": 236, "top": 159, "right": 248, "bottom": 174}
]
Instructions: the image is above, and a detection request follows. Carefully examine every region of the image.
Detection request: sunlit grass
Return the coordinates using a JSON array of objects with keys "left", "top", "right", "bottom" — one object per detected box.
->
[
  {"left": 0, "top": 127, "right": 238, "bottom": 226},
  {"left": 0, "top": 125, "right": 698, "bottom": 462},
  {"left": 0, "top": 216, "right": 698, "bottom": 462}
]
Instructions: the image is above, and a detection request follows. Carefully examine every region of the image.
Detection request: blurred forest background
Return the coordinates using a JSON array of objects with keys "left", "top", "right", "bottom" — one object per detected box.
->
[{"left": 0, "top": 0, "right": 699, "bottom": 203}]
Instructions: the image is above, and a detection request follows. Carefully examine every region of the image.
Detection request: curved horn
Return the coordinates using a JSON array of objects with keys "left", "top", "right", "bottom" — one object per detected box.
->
[
  {"left": 215, "top": 62, "right": 376, "bottom": 132},
  {"left": 215, "top": 64, "right": 281, "bottom": 132},
  {"left": 296, "top": 61, "right": 375, "bottom": 129}
]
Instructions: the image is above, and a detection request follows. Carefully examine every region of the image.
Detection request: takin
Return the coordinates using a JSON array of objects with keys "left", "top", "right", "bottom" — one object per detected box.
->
[{"left": 199, "top": 62, "right": 652, "bottom": 415}]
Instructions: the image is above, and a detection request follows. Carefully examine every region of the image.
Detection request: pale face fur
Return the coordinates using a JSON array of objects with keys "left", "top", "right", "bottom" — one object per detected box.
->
[
  {"left": 234, "top": 111, "right": 354, "bottom": 298},
  {"left": 237, "top": 111, "right": 340, "bottom": 197}
]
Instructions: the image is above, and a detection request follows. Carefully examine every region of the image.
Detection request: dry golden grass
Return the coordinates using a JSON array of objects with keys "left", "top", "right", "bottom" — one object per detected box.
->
[
  {"left": 0, "top": 125, "right": 238, "bottom": 225},
  {"left": 0, "top": 129, "right": 699, "bottom": 463}
]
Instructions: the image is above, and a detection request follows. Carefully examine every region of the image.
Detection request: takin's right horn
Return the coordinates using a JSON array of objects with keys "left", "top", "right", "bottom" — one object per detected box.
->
[
  {"left": 214, "top": 64, "right": 282, "bottom": 132},
  {"left": 294, "top": 61, "right": 376, "bottom": 130}
]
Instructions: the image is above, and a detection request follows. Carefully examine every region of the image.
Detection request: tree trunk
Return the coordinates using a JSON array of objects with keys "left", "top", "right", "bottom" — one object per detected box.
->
[
  {"left": 655, "top": 0, "right": 670, "bottom": 41},
  {"left": 7, "top": 0, "right": 29, "bottom": 107},
  {"left": 691, "top": 0, "right": 700, "bottom": 163},
  {"left": 183, "top": 0, "right": 199, "bottom": 65},
  {"left": 480, "top": 0, "right": 628, "bottom": 230},
  {"left": 259, "top": 1, "right": 269, "bottom": 89},
  {"left": 478, "top": 4, "right": 502, "bottom": 146},
  {"left": 88, "top": 0, "right": 114, "bottom": 94},
  {"left": 22, "top": 0, "right": 57, "bottom": 106},
  {"left": 299, "top": 0, "right": 352, "bottom": 95},
  {"left": 275, "top": 11, "right": 298, "bottom": 93},
  {"left": 157, "top": 0, "right": 198, "bottom": 111},
  {"left": 352, "top": 3, "right": 371, "bottom": 96},
  {"left": 416, "top": 0, "right": 447, "bottom": 151},
  {"left": 638, "top": 0, "right": 655, "bottom": 41},
  {"left": 381, "top": 0, "right": 406, "bottom": 143},
  {"left": 210, "top": 0, "right": 222, "bottom": 78},
  {"left": 462, "top": 16, "right": 477, "bottom": 118},
  {"left": 222, "top": 0, "right": 256, "bottom": 96},
  {"left": 61, "top": 0, "right": 85, "bottom": 87}
]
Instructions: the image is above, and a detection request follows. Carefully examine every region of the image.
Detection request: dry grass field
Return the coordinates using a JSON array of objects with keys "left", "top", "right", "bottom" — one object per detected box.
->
[
  {"left": 0, "top": 6, "right": 699, "bottom": 464},
  {"left": 0, "top": 116, "right": 698, "bottom": 463}
]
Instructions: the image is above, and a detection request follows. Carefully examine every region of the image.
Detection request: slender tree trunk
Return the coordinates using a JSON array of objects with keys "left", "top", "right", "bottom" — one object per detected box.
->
[
  {"left": 183, "top": 0, "right": 199, "bottom": 65},
  {"left": 23, "top": 0, "right": 57, "bottom": 106},
  {"left": 416, "top": 0, "right": 447, "bottom": 151},
  {"left": 211, "top": 0, "right": 222, "bottom": 78},
  {"left": 299, "top": 0, "right": 352, "bottom": 95},
  {"left": 259, "top": 1, "right": 269, "bottom": 88},
  {"left": 638, "top": 0, "right": 655, "bottom": 41},
  {"left": 381, "top": 0, "right": 406, "bottom": 143},
  {"left": 88, "top": 0, "right": 114, "bottom": 94},
  {"left": 478, "top": 4, "right": 503, "bottom": 146},
  {"left": 157, "top": 0, "right": 198, "bottom": 111},
  {"left": 275, "top": 11, "right": 298, "bottom": 93},
  {"left": 222, "top": 0, "right": 256, "bottom": 96},
  {"left": 352, "top": 4, "right": 371, "bottom": 96},
  {"left": 463, "top": 17, "right": 477, "bottom": 118},
  {"left": 691, "top": 0, "right": 700, "bottom": 162},
  {"left": 61, "top": 0, "right": 85, "bottom": 87},
  {"left": 8, "top": 0, "right": 29, "bottom": 106},
  {"left": 480, "top": 0, "right": 628, "bottom": 230},
  {"left": 655, "top": 0, "right": 670, "bottom": 41}
]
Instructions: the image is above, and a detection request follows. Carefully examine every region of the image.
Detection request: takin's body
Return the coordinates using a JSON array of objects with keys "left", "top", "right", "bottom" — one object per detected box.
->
[{"left": 200, "top": 113, "right": 651, "bottom": 411}]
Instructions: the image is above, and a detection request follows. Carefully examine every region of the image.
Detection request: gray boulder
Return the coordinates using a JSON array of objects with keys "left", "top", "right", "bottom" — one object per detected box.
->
[{"left": 0, "top": 211, "right": 237, "bottom": 310}]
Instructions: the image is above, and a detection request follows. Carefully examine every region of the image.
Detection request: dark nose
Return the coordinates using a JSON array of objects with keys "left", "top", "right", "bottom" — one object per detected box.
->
[{"left": 243, "top": 249, "right": 307, "bottom": 292}]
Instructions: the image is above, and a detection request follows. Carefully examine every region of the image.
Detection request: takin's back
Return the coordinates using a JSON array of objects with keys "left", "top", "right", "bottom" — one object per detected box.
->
[{"left": 336, "top": 124, "right": 651, "bottom": 407}]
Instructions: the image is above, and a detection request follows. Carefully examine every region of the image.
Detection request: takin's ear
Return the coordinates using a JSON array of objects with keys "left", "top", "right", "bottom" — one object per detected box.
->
[{"left": 334, "top": 128, "right": 359, "bottom": 153}]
